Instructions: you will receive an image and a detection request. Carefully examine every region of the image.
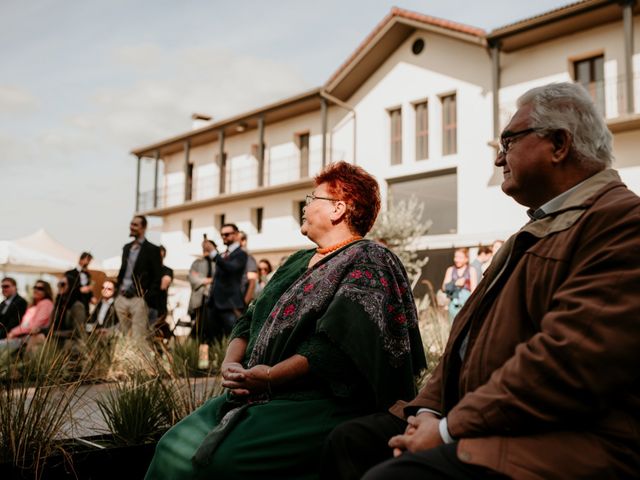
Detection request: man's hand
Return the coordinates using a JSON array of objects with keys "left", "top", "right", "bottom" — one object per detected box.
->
[{"left": 388, "top": 413, "right": 443, "bottom": 457}]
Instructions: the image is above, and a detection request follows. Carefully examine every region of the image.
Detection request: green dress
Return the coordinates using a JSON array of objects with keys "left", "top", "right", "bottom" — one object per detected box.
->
[{"left": 145, "top": 240, "right": 426, "bottom": 479}]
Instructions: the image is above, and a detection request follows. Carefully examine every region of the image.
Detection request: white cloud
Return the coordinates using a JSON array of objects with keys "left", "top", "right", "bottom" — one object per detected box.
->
[
  {"left": 86, "top": 44, "right": 310, "bottom": 148},
  {"left": 0, "top": 85, "right": 38, "bottom": 113}
]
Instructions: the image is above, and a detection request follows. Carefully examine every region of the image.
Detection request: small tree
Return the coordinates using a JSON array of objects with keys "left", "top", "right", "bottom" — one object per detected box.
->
[{"left": 368, "top": 196, "right": 432, "bottom": 287}]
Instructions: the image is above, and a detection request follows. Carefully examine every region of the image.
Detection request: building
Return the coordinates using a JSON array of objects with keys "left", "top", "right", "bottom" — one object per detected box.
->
[{"left": 130, "top": 0, "right": 639, "bottom": 292}]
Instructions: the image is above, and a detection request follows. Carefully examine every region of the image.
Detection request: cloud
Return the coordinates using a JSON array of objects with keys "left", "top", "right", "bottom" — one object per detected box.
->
[
  {"left": 86, "top": 44, "right": 311, "bottom": 148},
  {"left": 0, "top": 85, "right": 38, "bottom": 114}
]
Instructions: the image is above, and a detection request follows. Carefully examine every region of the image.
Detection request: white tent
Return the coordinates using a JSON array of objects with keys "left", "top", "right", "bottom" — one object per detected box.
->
[
  {"left": 0, "top": 229, "right": 81, "bottom": 274},
  {"left": 0, "top": 240, "right": 72, "bottom": 274}
]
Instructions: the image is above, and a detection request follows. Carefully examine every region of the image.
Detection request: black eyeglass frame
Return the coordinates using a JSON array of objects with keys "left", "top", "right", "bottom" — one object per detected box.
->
[
  {"left": 305, "top": 194, "right": 340, "bottom": 206},
  {"left": 498, "top": 127, "right": 544, "bottom": 155}
]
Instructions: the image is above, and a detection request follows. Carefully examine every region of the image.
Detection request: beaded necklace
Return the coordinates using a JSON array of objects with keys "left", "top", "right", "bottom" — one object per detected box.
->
[{"left": 316, "top": 235, "right": 363, "bottom": 255}]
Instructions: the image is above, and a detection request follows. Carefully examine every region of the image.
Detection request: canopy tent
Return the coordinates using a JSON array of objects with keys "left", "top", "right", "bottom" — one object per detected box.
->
[
  {"left": 0, "top": 229, "right": 88, "bottom": 274},
  {"left": 0, "top": 240, "right": 72, "bottom": 274},
  {"left": 13, "top": 229, "right": 79, "bottom": 265}
]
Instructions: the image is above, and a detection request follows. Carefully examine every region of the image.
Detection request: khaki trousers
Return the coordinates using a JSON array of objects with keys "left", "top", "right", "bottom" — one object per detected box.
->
[{"left": 115, "top": 296, "right": 149, "bottom": 339}]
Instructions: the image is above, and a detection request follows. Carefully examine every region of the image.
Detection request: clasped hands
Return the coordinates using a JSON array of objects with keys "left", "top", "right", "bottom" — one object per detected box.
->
[
  {"left": 221, "top": 362, "right": 269, "bottom": 396},
  {"left": 388, "top": 412, "right": 443, "bottom": 457}
]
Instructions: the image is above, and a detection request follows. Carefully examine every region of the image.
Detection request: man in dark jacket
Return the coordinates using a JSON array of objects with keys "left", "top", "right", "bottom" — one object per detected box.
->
[
  {"left": 115, "top": 215, "right": 162, "bottom": 339},
  {"left": 65, "top": 251, "right": 93, "bottom": 315},
  {"left": 0, "top": 277, "right": 27, "bottom": 339},
  {"left": 206, "top": 223, "right": 247, "bottom": 341},
  {"left": 324, "top": 83, "right": 640, "bottom": 479}
]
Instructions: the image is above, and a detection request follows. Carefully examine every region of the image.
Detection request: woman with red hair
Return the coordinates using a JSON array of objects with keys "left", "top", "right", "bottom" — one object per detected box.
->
[{"left": 147, "top": 162, "right": 426, "bottom": 479}]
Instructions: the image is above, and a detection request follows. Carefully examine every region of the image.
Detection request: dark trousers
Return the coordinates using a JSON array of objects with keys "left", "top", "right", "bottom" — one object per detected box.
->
[
  {"left": 204, "top": 305, "right": 239, "bottom": 342},
  {"left": 322, "top": 412, "right": 506, "bottom": 480}
]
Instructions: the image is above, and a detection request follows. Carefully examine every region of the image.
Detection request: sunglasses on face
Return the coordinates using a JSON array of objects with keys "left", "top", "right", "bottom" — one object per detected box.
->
[
  {"left": 221, "top": 232, "right": 235, "bottom": 237},
  {"left": 33, "top": 286, "right": 46, "bottom": 291},
  {"left": 1, "top": 285, "right": 11, "bottom": 289}
]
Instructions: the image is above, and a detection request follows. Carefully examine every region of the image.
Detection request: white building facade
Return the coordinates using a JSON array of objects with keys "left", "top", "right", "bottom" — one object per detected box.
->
[{"left": 131, "top": 0, "right": 640, "bottom": 289}]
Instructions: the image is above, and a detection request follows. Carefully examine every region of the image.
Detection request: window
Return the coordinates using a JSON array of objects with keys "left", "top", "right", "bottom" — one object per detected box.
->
[
  {"left": 183, "top": 219, "right": 192, "bottom": 242},
  {"left": 215, "top": 214, "right": 225, "bottom": 231},
  {"left": 297, "top": 133, "right": 310, "bottom": 178},
  {"left": 185, "top": 163, "right": 194, "bottom": 201},
  {"left": 297, "top": 200, "right": 306, "bottom": 226},
  {"left": 388, "top": 170, "right": 457, "bottom": 235},
  {"left": 389, "top": 108, "right": 402, "bottom": 165},
  {"left": 441, "top": 94, "right": 457, "bottom": 155},
  {"left": 574, "top": 55, "right": 604, "bottom": 115},
  {"left": 415, "top": 101, "right": 429, "bottom": 160},
  {"left": 252, "top": 207, "right": 264, "bottom": 233}
]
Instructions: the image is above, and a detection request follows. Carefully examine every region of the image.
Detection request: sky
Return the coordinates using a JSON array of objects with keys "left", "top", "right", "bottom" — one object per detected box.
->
[{"left": 0, "top": 0, "right": 573, "bottom": 260}]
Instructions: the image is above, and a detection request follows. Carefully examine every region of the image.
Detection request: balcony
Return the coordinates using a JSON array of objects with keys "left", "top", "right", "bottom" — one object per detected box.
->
[
  {"left": 499, "top": 73, "right": 640, "bottom": 132},
  {"left": 138, "top": 148, "right": 346, "bottom": 213}
]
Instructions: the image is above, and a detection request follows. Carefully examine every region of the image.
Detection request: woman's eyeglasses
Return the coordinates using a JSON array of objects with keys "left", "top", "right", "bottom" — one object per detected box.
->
[
  {"left": 33, "top": 285, "right": 46, "bottom": 291},
  {"left": 305, "top": 194, "right": 340, "bottom": 206}
]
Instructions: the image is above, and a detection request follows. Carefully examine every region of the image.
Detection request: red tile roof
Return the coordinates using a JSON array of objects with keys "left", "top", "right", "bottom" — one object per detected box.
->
[{"left": 326, "top": 7, "right": 485, "bottom": 87}]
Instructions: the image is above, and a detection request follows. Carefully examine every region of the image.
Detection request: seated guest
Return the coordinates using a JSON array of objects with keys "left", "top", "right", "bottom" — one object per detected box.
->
[
  {"left": 86, "top": 279, "right": 120, "bottom": 333},
  {"left": 323, "top": 82, "right": 640, "bottom": 480},
  {"left": 145, "top": 161, "right": 427, "bottom": 479},
  {"left": 50, "top": 276, "right": 86, "bottom": 335},
  {"left": 0, "top": 277, "right": 28, "bottom": 339},
  {"left": 0, "top": 280, "right": 54, "bottom": 352}
]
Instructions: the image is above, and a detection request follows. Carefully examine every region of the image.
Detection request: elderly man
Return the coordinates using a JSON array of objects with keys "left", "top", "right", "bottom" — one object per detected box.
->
[{"left": 323, "top": 82, "right": 640, "bottom": 479}]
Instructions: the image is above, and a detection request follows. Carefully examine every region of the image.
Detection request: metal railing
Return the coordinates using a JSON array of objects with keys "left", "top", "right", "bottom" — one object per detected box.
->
[
  {"left": 499, "top": 73, "right": 640, "bottom": 130},
  {"left": 137, "top": 148, "right": 346, "bottom": 211}
]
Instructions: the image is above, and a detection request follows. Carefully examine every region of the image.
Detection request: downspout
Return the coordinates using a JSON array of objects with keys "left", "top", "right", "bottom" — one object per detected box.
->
[
  {"left": 319, "top": 89, "right": 357, "bottom": 165},
  {"left": 622, "top": 0, "right": 636, "bottom": 115},
  {"left": 489, "top": 39, "right": 501, "bottom": 139}
]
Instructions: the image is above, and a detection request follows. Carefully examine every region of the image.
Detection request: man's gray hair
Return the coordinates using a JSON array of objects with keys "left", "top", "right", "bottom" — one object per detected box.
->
[{"left": 517, "top": 82, "right": 613, "bottom": 168}]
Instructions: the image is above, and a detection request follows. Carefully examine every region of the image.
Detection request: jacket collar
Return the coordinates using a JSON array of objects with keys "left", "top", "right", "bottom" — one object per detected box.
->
[{"left": 522, "top": 169, "right": 621, "bottom": 239}]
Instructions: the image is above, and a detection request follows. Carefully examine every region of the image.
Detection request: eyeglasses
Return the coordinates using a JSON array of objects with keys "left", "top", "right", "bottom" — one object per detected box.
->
[
  {"left": 102, "top": 286, "right": 114, "bottom": 291},
  {"left": 33, "top": 285, "right": 45, "bottom": 291},
  {"left": 1, "top": 285, "right": 11, "bottom": 289},
  {"left": 498, "top": 127, "right": 543, "bottom": 155},
  {"left": 221, "top": 232, "right": 235, "bottom": 237},
  {"left": 58, "top": 283, "right": 67, "bottom": 287},
  {"left": 305, "top": 194, "right": 340, "bottom": 206}
]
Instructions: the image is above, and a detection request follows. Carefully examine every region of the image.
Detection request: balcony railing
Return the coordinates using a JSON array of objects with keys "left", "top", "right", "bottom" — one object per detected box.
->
[
  {"left": 499, "top": 73, "right": 640, "bottom": 131},
  {"left": 138, "top": 148, "right": 346, "bottom": 211}
]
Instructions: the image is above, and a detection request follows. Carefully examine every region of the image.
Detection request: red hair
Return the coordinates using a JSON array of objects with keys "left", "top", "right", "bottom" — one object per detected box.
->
[{"left": 314, "top": 162, "right": 381, "bottom": 236}]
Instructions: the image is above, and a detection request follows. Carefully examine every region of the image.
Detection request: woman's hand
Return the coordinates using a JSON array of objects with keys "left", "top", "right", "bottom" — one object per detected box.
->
[{"left": 221, "top": 364, "right": 270, "bottom": 396}]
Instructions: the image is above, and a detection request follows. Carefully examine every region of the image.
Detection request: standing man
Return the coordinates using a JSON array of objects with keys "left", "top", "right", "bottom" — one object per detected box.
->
[
  {"left": 65, "top": 251, "right": 93, "bottom": 315},
  {"left": 470, "top": 245, "right": 492, "bottom": 280},
  {"left": 188, "top": 238, "right": 217, "bottom": 340},
  {"left": 324, "top": 82, "right": 640, "bottom": 479},
  {"left": 207, "top": 223, "right": 247, "bottom": 340},
  {"left": 0, "top": 277, "right": 27, "bottom": 339},
  {"left": 116, "top": 215, "right": 162, "bottom": 339},
  {"left": 238, "top": 231, "right": 258, "bottom": 307}
]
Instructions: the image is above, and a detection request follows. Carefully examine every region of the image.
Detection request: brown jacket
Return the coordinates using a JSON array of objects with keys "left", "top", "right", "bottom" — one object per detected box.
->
[{"left": 391, "top": 169, "right": 640, "bottom": 479}]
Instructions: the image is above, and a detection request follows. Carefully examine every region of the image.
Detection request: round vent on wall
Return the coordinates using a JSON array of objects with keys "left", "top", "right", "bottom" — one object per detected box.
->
[{"left": 412, "top": 38, "right": 425, "bottom": 55}]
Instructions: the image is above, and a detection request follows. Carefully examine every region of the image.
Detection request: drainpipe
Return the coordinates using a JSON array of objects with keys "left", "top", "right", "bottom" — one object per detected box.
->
[
  {"left": 319, "top": 89, "right": 357, "bottom": 165},
  {"left": 320, "top": 97, "right": 328, "bottom": 167},
  {"left": 489, "top": 39, "right": 501, "bottom": 139},
  {"left": 622, "top": 0, "right": 636, "bottom": 115}
]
